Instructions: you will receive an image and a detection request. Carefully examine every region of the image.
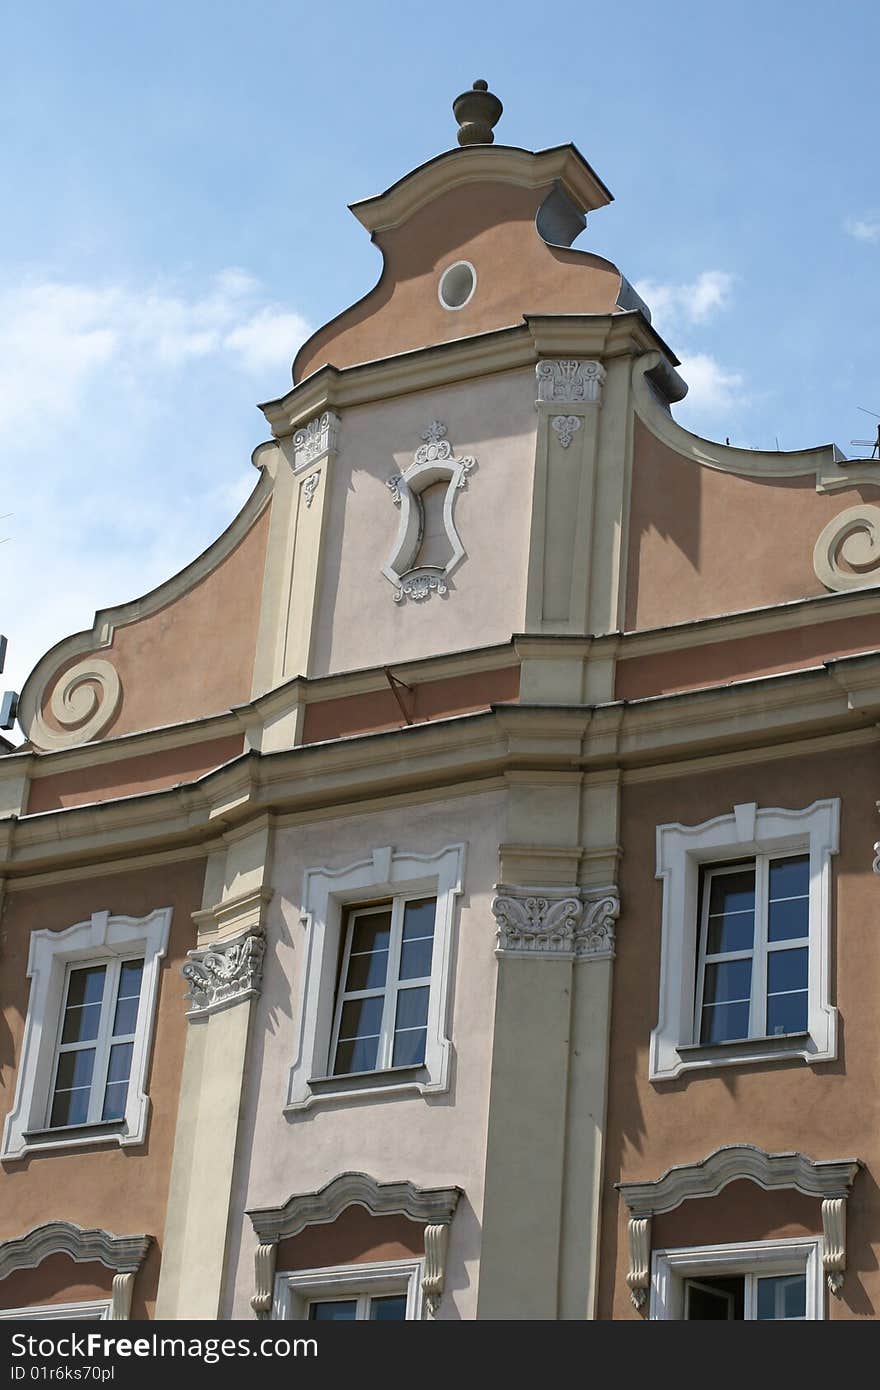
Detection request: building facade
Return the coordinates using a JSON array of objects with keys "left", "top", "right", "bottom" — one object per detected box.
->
[{"left": 1, "top": 83, "right": 878, "bottom": 1321}]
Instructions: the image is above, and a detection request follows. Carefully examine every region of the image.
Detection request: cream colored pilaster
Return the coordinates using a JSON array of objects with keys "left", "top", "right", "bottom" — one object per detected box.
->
[
  {"left": 250, "top": 412, "right": 340, "bottom": 717},
  {"left": 155, "top": 820, "right": 274, "bottom": 1320}
]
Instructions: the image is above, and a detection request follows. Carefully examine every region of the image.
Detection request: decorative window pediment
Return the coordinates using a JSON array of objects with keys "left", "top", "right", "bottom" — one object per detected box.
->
[
  {"left": 0, "top": 1220, "right": 152, "bottom": 1321},
  {"left": 384, "top": 421, "right": 476, "bottom": 603}
]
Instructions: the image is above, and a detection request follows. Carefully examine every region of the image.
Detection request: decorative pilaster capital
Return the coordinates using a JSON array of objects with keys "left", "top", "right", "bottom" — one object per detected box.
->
[
  {"left": 535, "top": 359, "right": 606, "bottom": 406},
  {"left": 182, "top": 931, "right": 266, "bottom": 1017},
  {"left": 491, "top": 885, "right": 620, "bottom": 960},
  {"left": 251, "top": 1242, "right": 278, "bottom": 1321},
  {"left": 422, "top": 1222, "right": 451, "bottom": 1319},
  {"left": 293, "top": 410, "right": 340, "bottom": 471},
  {"left": 625, "top": 1216, "right": 651, "bottom": 1311}
]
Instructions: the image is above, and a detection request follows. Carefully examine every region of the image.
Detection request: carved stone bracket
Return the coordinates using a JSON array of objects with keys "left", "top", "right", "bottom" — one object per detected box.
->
[
  {"left": 251, "top": 1242, "right": 278, "bottom": 1321},
  {"left": 491, "top": 885, "right": 620, "bottom": 960},
  {"left": 422, "top": 1223, "right": 451, "bottom": 1319},
  {"left": 617, "top": 1145, "right": 861, "bottom": 1310},
  {"left": 182, "top": 931, "right": 266, "bottom": 1017},
  {"left": 536, "top": 359, "right": 606, "bottom": 406},
  {"left": 293, "top": 411, "right": 340, "bottom": 472}
]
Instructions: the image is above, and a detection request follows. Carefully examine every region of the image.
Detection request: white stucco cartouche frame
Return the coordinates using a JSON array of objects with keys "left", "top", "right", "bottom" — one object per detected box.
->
[
  {"left": 383, "top": 422, "right": 476, "bottom": 603},
  {"left": 272, "top": 1257, "right": 425, "bottom": 1320},
  {"left": 650, "top": 800, "right": 839, "bottom": 1081},
  {"left": 2, "top": 908, "right": 172, "bottom": 1159},
  {"left": 650, "top": 1237, "right": 824, "bottom": 1320},
  {"left": 286, "top": 844, "right": 465, "bottom": 1109}
]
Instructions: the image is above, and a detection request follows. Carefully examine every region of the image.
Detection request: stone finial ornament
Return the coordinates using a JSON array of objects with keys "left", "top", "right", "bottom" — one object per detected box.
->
[{"left": 453, "top": 79, "right": 503, "bottom": 146}]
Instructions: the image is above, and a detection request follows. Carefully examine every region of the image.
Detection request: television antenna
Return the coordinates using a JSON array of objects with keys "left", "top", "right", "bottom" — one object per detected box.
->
[{"left": 851, "top": 406, "right": 880, "bottom": 460}]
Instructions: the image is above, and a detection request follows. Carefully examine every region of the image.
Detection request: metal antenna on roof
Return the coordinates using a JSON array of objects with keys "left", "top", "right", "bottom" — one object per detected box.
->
[{"left": 851, "top": 407, "right": 880, "bottom": 460}]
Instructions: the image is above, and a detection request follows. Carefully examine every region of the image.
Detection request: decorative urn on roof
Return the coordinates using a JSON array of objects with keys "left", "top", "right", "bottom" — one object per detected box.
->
[{"left": 453, "top": 79, "right": 503, "bottom": 146}]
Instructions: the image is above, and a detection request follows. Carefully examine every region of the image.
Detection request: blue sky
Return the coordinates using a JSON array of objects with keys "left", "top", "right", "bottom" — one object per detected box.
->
[{"left": 2, "top": 1, "right": 878, "bottom": 722}]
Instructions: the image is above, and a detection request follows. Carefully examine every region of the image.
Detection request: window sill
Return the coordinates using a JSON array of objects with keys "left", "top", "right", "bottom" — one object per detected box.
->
[
  {"left": 8, "top": 1121, "right": 128, "bottom": 1159},
  {"left": 672, "top": 1032, "right": 814, "bottom": 1070},
  {"left": 285, "top": 1064, "right": 433, "bottom": 1111}
]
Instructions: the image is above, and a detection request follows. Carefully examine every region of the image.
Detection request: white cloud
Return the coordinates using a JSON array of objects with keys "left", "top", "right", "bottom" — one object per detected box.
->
[
  {"left": 844, "top": 215, "right": 880, "bottom": 244},
  {"left": 676, "top": 352, "right": 747, "bottom": 418},
  {"left": 0, "top": 270, "right": 309, "bottom": 439},
  {"left": 635, "top": 270, "right": 735, "bottom": 331}
]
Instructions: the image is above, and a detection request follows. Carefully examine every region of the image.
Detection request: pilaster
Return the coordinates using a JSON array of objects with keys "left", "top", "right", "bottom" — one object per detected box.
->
[{"left": 155, "top": 821, "right": 274, "bottom": 1320}]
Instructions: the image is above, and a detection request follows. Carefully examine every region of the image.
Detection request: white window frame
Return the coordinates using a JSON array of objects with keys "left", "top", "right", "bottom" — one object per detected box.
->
[
  {"left": 0, "top": 1301, "right": 110, "bottom": 1320},
  {"left": 650, "top": 1237, "right": 824, "bottom": 1320},
  {"left": 2, "top": 908, "right": 172, "bottom": 1159},
  {"left": 650, "top": 800, "right": 838, "bottom": 1081},
  {"left": 330, "top": 895, "right": 436, "bottom": 1076},
  {"left": 287, "top": 845, "right": 464, "bottom": 1110},
  {"left": 47, "top": 956, "right": 144, "bottom": 1130},
  {"left": 272, "top": 1258, "right": 424, "bottom": 1321}
]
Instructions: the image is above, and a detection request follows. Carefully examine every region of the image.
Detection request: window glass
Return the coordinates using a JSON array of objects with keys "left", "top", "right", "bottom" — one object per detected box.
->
[
  {"left": 756, "top": 1273, "right": 807, "bottom": 1321},
  {"left": 49, "top": 958, "right": 144, "bottom": 1129},
  {"left": 309, "top": 1300, "right": 358, "bottom": 1321},
  {"left": 368, "top": 1295, "right": 407, "bottom": 1321}
]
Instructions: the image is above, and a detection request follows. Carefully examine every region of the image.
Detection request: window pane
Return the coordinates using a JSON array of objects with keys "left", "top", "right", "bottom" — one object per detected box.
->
[
  {"left": 399, "top": 937, "right": 433, "bottom": 981},
  {"left": 369, "top": 1295, "right": 407, "bottom": 1321},
  {"left": 392, "top": 1028, "right": 427, "bottom": 1067},
  {"left": 309, "top": 1300, "right": 358, "bottom": 1321},
  {"left": 50, "top": 1049, "right": 95, "bottom": 1126},
  {"left": 61, "top": 966, "right": 107, "bottom": 1043},
  {"left": 50, "top": 1085, "right": 92, "bottom": 1128},
  {"left": 106, "top": 1041, "right": 133, "bottom": 1085},
  {"left": 708, "top": 869, "right": 755, "bottom": 916},
  {"left": 768, "top": 947, "right": 808, "bottom": 994},
  {"left": 769, "top": 855, "right": 809, "bottom": 901},
  {"left": 334, "top": 1036, "right": 380, "bottom": 1074},
  {"left": 702, "top": 959, "right": 751, "bottom": 1004},
  {"left": 402, "top": 898, "right": 436, "bottom": 941},
  {"left": 685, "top": 1277, "right": 743, "bottom": 1319},
  {"left": 756, "top": 1273, "right": 807, "bottom": 1320},
  {"left": 700, "top": 1001, "right": 750, "bottom": 1044},
  {"left": 338, "top": 995, "right": 384, "bottom": 1040},
  {"left": 345, "top": 912, "right": 393, "bottom": 991},
  {"left": 350, "top": 913, "right": 392, "bottom": 955},
  {"left": 112, "top": 961, "right": 143, "bottom": 1036},
  {"left": 55, "top": 1049, "right": 97, "bottom": 1090},
  {"left": 101, "top": 1083, "right": 129, "bottom": 1122},
  {"left": 705, "top": 870, "right": 755, "bottom": 954},
  {"left": 395, "top": 986, "right": 429, "bottom": 1031},
  {"left": 345, "top": 946, "right": 390, "bottom": 993},
  {"left": 766, "top": 990, "right": 808, "bottom": 1036}
]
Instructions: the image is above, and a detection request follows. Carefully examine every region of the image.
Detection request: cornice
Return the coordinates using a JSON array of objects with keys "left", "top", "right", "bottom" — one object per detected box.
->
[
  {"left": 4, "top": 653, "right": 880, "bottom": 881},
  {"left": 0, "top": 1222, "right": 152, "bottom": 1279},
  {"left": 247, "top": 1172, "right": 461, "bottom": 1244},
  {"left": 617, "top": 1145, "right": 861, "bottom": 1217},
  {"left": 261, "top": 315, "right": 678, "bottom": 438},
  {"left": 347, "top": 143, "right": 613, "bottom": 235},
  {"left": 633, "top": 352, "right": 880, "bottom": 493}
]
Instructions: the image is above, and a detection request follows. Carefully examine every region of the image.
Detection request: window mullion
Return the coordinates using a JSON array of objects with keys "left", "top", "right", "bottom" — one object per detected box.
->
[
  {"left": 380, "top": 899, "right": 404, "bottom": 1069},
  {"left": 693, "top": 870, "right": 713, "bottom": 1041},
  {"left": 744, "top": 1273, "right": 758, "bottom": 1321},
  {"left": 751, "top": 856, "right": 769, "bottom": 1038},
  {"left": 46, "top": 968, "right": 76, "bottom": 1127},
  {"left": 89, "top": 958, "right": 120, "bottom": 1123}
]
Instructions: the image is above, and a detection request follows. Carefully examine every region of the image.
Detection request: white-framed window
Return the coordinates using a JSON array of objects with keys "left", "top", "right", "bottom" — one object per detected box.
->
[
  {"left": 2, "top": 908, "right": 172, "bottom": 1159},
  {"left": 272, "top": 1258, "right": 423, "bottom": 1321},
  {"left": 287, "top": 844, "right": 464, "bottom": 1110},
  {"left": 0, "top": 1301, "right": 110, "bottom": 1320},
  {"left": 651, "top": 1238, "right": 823, "bottom": 1320},
  {"left": 650, "top": 800, "right": 838, "bottom": 1080}
]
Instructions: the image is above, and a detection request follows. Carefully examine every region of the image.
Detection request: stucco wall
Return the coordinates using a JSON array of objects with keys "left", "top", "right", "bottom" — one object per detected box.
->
[
  {"left": 0, "top": 858, "right": 205, "bottom": 1318},
  {"left": 599, "top": 746, "right": 880, "bottom": 1320},
  {"left": 225, "top": 788, "right": 504, "bottom": 1320},
  {"left": 311, "top": 370, "right": 536, "bottom": 677},
  {"left": 626, "top": 419, "right": 880, "bottom": 630}
]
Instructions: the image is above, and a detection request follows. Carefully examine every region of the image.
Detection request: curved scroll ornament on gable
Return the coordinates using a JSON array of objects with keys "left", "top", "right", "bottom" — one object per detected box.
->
[
  {"left": 383, "top": 420, "right": 476, "bottom": 603},
  {"left": 813, "top": 505, "right": 880, "bottom": 592},
  {"left": 27, "top": 658, "right": 122, "bottom": 751}
]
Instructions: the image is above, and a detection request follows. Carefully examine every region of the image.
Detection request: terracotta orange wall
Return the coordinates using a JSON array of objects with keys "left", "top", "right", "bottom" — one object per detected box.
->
[
  {"left": 294, "top": 180, "right": 620, "bottom": 380},
  {"left": 0, "top": 1254, "right": 115, "bottom": 1312},
  {"left": 0, "top": 858, "right": 205, "bottom": 1319},
  {"left": 625, "top": 419, "right": 880, "bottom": 630},
  {"left": 275, "top": 1208, "right": 424, "bottom": 1274},
  {"left": 651, "top": 1182, "right": 820, "bottom": 1252},
  {"left": 616, "top": 612, "right": 880, "bottom": 701},
  {"left": 302, "top": 666, "right": 520, "bottom": 744},
  {"left": 600, "top": 746, "right": 880, "bottom": 1320},
  {"left": 26, "top": 734, "right": 244, "bottom": 814},
  {"left": 40, "top": 505, "right": 270, "bottom": 744}
]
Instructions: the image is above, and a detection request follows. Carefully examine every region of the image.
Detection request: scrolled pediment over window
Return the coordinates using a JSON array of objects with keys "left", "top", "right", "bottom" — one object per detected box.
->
[
  {"left": 0, "top": 1221, "right": 152, "bottom": 1321},
  {"left": 383, "top": 421, "right": 476, "bottom": 603}
]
